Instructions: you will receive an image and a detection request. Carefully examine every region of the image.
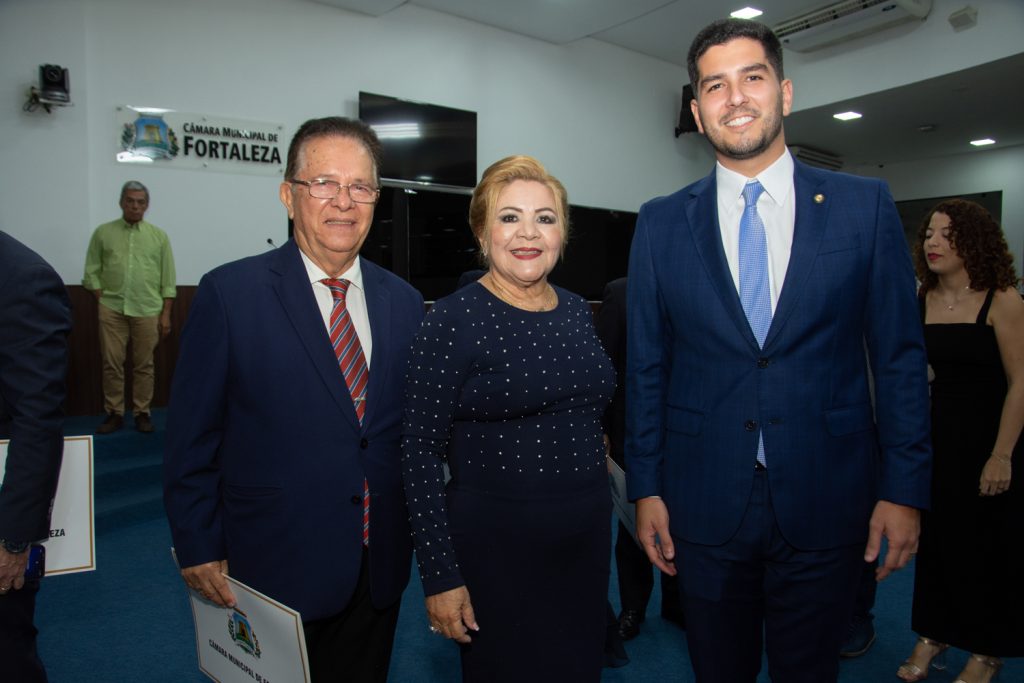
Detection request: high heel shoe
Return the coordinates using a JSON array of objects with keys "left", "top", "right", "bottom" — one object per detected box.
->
[
  {"left": 953, "top": 654, "right": 1003, "bottom": 683},
  {"left": 896, "top": 636, "right": 949, "bottom": 682}
]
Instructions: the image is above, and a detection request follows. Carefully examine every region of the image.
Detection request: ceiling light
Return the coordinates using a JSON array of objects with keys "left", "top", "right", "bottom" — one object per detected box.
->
[
  {"left": 833, "top": 111, "right": 862, "bottom": 121},
  {"left": 970, "top": 138, "right": 995, "bottom": 146},
  {"left": 730, "top": 7, "right": 764, "bottom": 19}
]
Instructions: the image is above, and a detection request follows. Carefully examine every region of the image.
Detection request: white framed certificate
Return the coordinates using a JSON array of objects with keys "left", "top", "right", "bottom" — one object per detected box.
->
[
  {"left": 185, "top": 570, "right": 310, "bottom": 683},
  {"left": 0, "top": 435, "right": 96, "bottom": 574}
]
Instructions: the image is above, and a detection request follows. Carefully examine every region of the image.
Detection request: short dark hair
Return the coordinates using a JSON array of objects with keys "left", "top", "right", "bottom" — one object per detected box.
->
[
  {"left": 284, "top": 116, "right": 383, "bottom": 183},
  {"left": 914, "top": 198, "right": 1019, "bottom": 293},
  {"left": 687, "top": 19, "right": 784, "bottom": 95}
]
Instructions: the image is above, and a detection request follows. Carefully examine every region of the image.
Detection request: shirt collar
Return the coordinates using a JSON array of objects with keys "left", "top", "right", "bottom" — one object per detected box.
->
[
  {"left": 715, "top": 148, "right": 794, "bottom": 206},
  {"left": 300, "top": 250, "right": 363, "bottom": 292}
]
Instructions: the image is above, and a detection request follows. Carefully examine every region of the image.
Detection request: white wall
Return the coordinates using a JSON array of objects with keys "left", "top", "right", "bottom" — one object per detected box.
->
[
  {"left": 851, "top": 144, "right": 1024, "bottom": 270},
  {"left": 0, "top": 0, "right": 698, "bottom": 283},
  {"left": 1, "top": 0, "right": 1019, "bottom": 284}
]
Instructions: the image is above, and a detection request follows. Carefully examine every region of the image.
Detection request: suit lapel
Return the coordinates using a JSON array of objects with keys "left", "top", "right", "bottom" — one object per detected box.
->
[
  {"left": 270, "top": 241, "right": 362, "bottom": 430},
  {"left": 687, "top": 174, "right": 760, "bottom": 348},
  {"left": 764, "top": 162, "right": 829, "bottom": 348},
  {"left": 361, "top": 260, "right": 392, "bottom": 430}
]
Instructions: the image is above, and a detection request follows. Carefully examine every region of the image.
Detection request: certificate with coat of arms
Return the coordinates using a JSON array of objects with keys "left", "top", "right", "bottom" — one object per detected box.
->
[{"left": 186, "top": 570, "right": 310, "bottom": 683}]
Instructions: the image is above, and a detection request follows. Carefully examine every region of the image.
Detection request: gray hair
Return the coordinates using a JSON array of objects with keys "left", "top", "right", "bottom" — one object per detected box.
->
[{"left": 120, "top": 180, "right": 149, "bottom": 201}]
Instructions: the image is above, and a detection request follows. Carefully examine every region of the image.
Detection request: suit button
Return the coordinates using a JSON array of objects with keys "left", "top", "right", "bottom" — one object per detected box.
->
[
  {"left": 350, "top": 495, "right": 362, "bottom": 505},
  {"left": 744, "top": 420, "right": 757, "bottom": 431},
  {"left": 360, "top": 438, "right": 369, "bottom": 449},
  {"left": 757, "top": 357, "right": 769, "bottom": 369}
]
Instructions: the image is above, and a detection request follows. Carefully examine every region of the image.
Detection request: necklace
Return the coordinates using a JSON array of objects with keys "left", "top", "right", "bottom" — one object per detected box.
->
[
  {"left": 485, "top": 273, "right": 557, "bottom": 312},
  {"left": 940, "top": 285, "right": 973, "bottom": 311}
]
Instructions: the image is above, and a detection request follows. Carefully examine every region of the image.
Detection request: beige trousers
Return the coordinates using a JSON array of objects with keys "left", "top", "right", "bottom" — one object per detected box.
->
[{"left": 97, "top": 304, "right": 159, "bottom": 415}]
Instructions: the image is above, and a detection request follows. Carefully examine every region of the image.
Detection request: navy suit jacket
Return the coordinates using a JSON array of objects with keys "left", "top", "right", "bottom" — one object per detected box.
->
[
  {"left": 0, "top": 232, "right": 70, "bottom": 543},
  {"left": 163, "top": 240, "right": 424, "bottom": 620},
  {"left": 625, "top": 161, "right": 932, "bottom": 550}
]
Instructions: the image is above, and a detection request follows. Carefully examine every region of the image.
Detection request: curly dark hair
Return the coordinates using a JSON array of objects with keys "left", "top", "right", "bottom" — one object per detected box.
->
[{"left": 913, "top": 198, "right": 1019, "bottom": 293}]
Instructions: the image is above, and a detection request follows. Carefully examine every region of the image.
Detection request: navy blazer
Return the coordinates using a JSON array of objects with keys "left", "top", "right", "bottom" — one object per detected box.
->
[
  {"left": 625, "top": 161, "right": 932, "bottom": 550},
  {"left": 0, "top": 232, "right": 70, "bottom": 543},
  {"left": 163, "top": 240, "right": 424, "bottom": 620}
]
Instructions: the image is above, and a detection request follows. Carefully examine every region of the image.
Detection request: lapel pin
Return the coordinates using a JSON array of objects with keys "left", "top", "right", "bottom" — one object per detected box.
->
[{"left": 814, "top": 193, "right": 825, "bottom": 204}]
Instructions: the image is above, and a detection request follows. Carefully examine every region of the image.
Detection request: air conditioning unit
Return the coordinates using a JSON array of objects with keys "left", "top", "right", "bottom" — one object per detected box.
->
[
  {"left": 789, "top": 145, "right": 843, "bottom": 171},
  {"left": 773, "top": 0, "right": 932, "bottom": 53}
]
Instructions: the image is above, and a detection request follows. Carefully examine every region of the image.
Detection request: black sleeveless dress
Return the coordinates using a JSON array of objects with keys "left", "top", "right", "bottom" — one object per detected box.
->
[{"left": 912, "top": 289, "right": 1024, "bottom": 655}]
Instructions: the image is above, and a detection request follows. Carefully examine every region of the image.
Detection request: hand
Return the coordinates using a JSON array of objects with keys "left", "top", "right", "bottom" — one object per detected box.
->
[
  {"left": 181, "top": 560, "right": 236, "bottom": 607},
  {"left": 603, "top": 434, "right": 611, "bottom": 460},
  {"left": 425, "top": 585, "right": 479, "bottom": 644},
  {"left": 93, "top": 289, "right": 103, "bottom": 301},
  {"left": 159, "top": 311, "right": 172, "bottom": 339},
  {"left": 0, "top": 547, "right": 29, "bottom": 594},
  {"left": 979, "top": 454, "right": 1012, "bottom": 496},
  {"left": 635, "top": 497, "right": 677, "bottom": 575},
  {"left": 864, "top": 501, "right": 920, "bottom": 581}
]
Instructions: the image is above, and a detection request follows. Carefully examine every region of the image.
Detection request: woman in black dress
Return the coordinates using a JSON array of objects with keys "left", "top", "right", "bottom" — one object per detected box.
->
[
  {"left": 401, "top": 156, "right": 614, "bottom": 682},
  {"left": 897, "top": 199, "right": 1023, "bottom": 683}
]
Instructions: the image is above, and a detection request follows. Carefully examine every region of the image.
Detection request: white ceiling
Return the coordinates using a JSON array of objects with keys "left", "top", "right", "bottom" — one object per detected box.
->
[{"left": 311, "top": 0, "right": 1022, "bottom": 168}]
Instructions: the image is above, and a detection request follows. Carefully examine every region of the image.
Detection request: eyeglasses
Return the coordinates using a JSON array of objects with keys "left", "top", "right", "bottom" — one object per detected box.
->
[{"left": 290, "top": 178, "right": 380, "bottom": 204}]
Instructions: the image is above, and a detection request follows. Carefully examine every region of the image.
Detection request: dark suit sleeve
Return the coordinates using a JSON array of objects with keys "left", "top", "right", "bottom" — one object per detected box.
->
[
  {"left": 163, "top": 273, "right": 230, "bottom": 567},
  {"left": 624, "top": 209, "right": 668, "bottom": 501},
  {"left": 862, "top": 181, "right": 932, "bottom": 509},
  {"left": 0, "top": 258, "right": 71, "bottom": 542}
]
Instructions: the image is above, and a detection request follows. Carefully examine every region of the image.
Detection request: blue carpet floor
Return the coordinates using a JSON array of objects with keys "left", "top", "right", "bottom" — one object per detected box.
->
[{"left": 34, "top": 412, "right": 1021, "bottom": 681}]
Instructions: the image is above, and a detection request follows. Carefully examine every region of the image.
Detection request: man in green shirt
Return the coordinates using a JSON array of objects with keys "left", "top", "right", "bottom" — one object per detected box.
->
[{"left": 83, "top": 181, "right": 175, "bottom": 434}]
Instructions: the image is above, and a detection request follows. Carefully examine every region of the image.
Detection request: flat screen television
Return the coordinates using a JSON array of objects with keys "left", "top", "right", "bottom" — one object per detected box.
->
[{"left": 359, "top": 91, "right": 477, "bottom": 188}]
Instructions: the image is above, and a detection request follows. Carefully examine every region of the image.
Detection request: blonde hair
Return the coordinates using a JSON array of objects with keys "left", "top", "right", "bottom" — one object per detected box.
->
[{"left": 469, "top": 155, "right": 569, "bottom": 262}]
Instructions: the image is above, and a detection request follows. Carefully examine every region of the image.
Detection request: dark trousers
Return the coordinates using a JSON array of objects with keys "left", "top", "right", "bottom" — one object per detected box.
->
[
  {"left": 852, "top": 557, "right": 879, "bottom": 621},
  {"left": 615, "top": 520, "right": 680, "bottom": 616},
  {"left": 0, "top": 578, "right": 47, "bottom": 683},
  {"left": 303, "top": 549, "right": 401, "bottom": 683},
  {"left": 676, "top": 471, "right": 863, "bottom": 683}
]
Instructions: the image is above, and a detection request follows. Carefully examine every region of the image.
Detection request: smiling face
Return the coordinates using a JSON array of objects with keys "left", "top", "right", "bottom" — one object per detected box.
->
[
  {"left": 923, "top": 212, "right": 965, "bottom": 277},
  {"left": 279, "top": 134, "right": 376, "bottom": 276},
  {"left": 690, "top": 37, "right": 792, "bottom": 175},
  {"left": 484, "top": 180, "right": 563, "bottom": 289}
]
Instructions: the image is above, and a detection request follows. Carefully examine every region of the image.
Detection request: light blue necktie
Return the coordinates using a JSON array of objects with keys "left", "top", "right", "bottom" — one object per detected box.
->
[{"left": 739, "top": 180, "right": 770, "bottom": 466}]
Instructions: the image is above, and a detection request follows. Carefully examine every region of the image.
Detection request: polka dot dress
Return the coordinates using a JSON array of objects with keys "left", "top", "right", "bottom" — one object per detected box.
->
[{"left": 402, "top": 282, "right": 615, "bottom": 681}]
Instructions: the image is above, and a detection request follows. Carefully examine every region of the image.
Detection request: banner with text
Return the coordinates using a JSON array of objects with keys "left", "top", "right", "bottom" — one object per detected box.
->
[
  {"left": 0, "top": 436, "right": 96, "bottom": 574},
  {"left": 115, "top": 106, "right": 285, "bottom": 176}
]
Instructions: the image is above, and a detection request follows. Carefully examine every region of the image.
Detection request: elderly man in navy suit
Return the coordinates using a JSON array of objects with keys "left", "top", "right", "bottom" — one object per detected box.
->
[
  {"left": 625, "top": 19, "right": 931, "bottom": 683},
  {"left": 164, "top": 117, "right": 424, "bottom": 682},
  {"left": 0, "top": 231, "right": 71, "bottom": 682}
]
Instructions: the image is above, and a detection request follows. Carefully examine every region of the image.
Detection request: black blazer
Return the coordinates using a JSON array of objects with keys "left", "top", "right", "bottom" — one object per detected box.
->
[{"left": 0, "top": 231, "right": 71, "bottom": 543}]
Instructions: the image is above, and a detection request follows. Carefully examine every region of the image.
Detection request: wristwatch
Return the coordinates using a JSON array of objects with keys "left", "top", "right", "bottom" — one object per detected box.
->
[{"left": 0, "top": 539, "right": 30, "bottom": 554}]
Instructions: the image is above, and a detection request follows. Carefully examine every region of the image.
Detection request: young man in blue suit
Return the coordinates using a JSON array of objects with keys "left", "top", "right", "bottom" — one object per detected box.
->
[
  {"left": 0, "top": 231, "right": 71, "bottom": 683},
  {"left": 625, "top": 19, "right": 931, "bottom": 683},
  {"left": 164, "top": 117, "right": 424, "bottom": 682}
]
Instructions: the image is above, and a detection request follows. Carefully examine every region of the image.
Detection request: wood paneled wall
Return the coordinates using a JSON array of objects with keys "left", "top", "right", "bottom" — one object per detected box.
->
[{"left": 65, "top": 286, "right": 196, "bottom": 417}]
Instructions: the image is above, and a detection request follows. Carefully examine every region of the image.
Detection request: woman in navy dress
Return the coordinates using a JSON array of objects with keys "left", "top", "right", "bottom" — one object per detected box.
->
[
  {"left": 897, "top": 199, "right": 1023, "bottom": 683},
  {"left": 402, "top": 156, "right": 614, "bottom": 682}
]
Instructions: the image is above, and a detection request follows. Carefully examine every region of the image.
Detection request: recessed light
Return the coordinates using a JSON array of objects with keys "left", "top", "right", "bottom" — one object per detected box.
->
[
  {"left": 730, "top": 7, "right": 764, "bottom": 19},
  {"left": 970, "top": 138, "right": 996, "bottom": 146},
  {"left": 833, "top": 111, "right": 862, "bottom": 121}
]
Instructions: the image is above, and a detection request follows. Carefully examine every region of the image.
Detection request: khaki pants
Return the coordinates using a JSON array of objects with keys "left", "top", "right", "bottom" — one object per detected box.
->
[{"left": 97, "top": 304, "right": 159, "bottom": 415}]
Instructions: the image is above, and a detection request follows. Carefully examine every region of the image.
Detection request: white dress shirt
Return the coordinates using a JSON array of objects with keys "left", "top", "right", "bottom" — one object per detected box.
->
[
  {"left": 715, "top": 150, "right": 796, "bottom": 314},
  {"left": 301, "top": 251, "right": 373, "bottom": 369}
]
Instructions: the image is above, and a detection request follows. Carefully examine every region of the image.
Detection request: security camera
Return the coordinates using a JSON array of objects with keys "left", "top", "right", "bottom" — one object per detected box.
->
[{"left": 39, "top": 64, "right": 70, "bottom": 103}]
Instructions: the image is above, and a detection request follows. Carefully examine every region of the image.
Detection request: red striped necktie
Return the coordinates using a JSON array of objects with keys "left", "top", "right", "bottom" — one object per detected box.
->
[{"left": 322, "top": 278, "right": 370, "bottom": 546}]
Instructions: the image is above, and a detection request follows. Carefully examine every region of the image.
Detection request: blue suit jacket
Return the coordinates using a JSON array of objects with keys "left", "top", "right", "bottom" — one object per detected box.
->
[
  {"left": 625, "top": 161, "right": 932, "bottom": 550},
  {"left": 163, "top": 240, "right": 424, "bottom": 620},
  {"left": 0, "top": 232, "right": 70, "bottom": 543}
]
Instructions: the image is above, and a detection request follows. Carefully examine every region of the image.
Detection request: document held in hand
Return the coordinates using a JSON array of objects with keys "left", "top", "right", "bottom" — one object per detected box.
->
[
  {"left": 607, "top": 458, "right": 639, "bottom": 546},
  {"left": 185, "top": 569, "right": 310, "bottom": 683}
]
